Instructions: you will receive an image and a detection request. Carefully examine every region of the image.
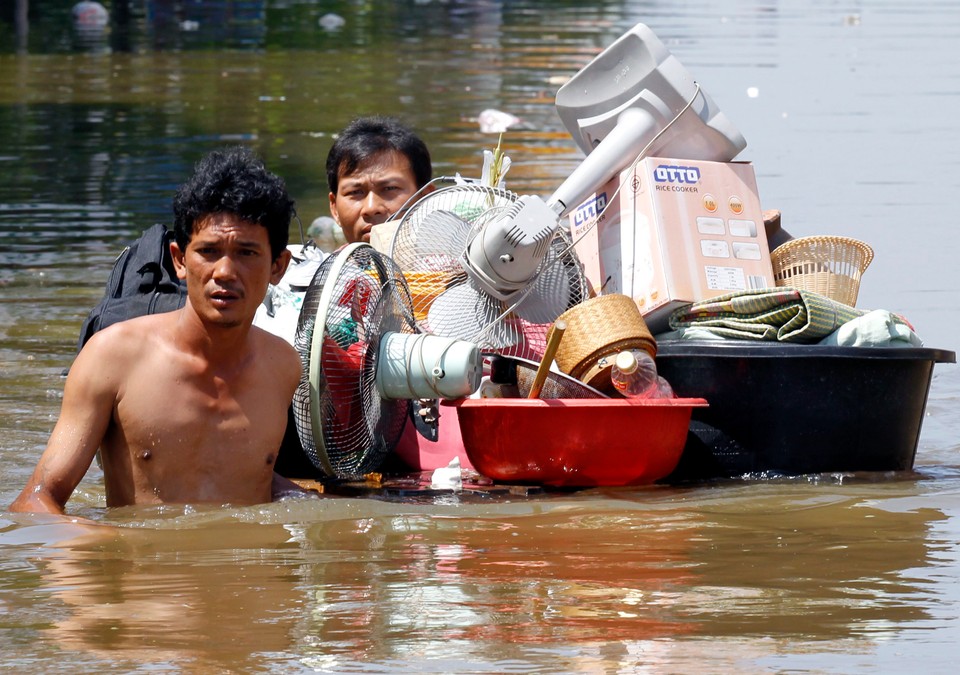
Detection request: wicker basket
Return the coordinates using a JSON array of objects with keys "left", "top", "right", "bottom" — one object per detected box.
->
[
  {"left": 770, "top": 235, "right": 874, "bottom": 307},
  {"left": 547, "top": 294, "right": 656, "bottom": 392}
]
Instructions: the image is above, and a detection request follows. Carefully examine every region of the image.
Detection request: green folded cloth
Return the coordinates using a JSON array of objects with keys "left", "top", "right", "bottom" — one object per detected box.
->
[{"left": 667, "top": 287, "right": 866, "bottom": 342}]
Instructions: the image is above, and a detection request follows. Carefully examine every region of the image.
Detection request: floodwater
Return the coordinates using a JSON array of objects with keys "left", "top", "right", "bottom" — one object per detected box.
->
[{"left": 2, "top": 0, "right": 959, "bottom": 672}]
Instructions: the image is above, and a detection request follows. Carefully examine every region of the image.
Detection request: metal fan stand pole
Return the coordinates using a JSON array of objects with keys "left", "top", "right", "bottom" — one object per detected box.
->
[{"left": 527, "top": 320, "right": 567, "bottom": 399}]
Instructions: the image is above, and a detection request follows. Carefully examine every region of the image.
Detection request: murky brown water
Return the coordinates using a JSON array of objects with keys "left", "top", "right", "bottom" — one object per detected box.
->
[{"left": 2, "top": 1, "right": 960, "bottom": 672}]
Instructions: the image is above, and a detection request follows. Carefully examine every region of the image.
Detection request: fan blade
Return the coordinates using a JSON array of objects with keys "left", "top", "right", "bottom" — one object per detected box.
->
[
  {"left": 513, "top": 241, "right": 584, "bottom": 323},
  {"left": 426, "top": 281, "right": 518, "bottom": 349},
  {"left": 409, "top": 209, "right": 473, "bottom": 263}
]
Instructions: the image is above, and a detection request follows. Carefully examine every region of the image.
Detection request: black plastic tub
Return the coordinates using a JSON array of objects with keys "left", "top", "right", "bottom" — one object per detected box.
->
[{"left": 655, "top": 341, "right": 956, "bottom": 480}]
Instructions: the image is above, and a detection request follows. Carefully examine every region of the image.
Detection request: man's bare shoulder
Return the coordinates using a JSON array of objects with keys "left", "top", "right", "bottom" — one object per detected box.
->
[
  {"left": 250, "top": 325, "right": 302, "bottom": 377},
  {"left": 82, "top": 313, "right": 176, "bottom": 359}
]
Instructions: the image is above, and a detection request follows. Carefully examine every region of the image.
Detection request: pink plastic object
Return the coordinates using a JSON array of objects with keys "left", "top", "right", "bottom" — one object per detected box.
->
[
  {"left": 444, "top": 397, "right": 708, "bottom": 487},
  {"left": 393, "top": 410, "right": 476, "bottom": 472}
]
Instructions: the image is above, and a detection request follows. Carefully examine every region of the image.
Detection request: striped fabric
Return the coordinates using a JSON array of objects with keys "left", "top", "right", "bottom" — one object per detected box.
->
[{"left": 667, "top": 287, "right": 866, "bottom": 342}]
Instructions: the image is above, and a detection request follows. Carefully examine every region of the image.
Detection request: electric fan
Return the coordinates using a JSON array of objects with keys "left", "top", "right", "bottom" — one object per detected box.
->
[
  {"left": 389, "top": 183, "right": 590, "bottom": 359},
  {"left": 390, "top": 23, "right": 746, "bottom": 356},
  {"left": 292, "top": 242, "right": 483, "bottom": 478}
]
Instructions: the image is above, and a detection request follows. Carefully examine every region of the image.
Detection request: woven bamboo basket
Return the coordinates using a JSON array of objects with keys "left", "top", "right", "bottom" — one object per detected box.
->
[
  {"left": 770, "top": 235, "right": 874, "bottom": 307},
  {"left": 547, "top": 294, "right": 656, "bottom": 392}
]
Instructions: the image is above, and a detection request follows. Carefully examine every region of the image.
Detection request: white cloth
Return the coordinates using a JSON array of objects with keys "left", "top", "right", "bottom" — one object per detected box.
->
[
  {"left": 819, "top": 309, "right": 923, "bottom": 347},
  {"left": 253, "top": 244, "right": 329, "bottom": 346}
]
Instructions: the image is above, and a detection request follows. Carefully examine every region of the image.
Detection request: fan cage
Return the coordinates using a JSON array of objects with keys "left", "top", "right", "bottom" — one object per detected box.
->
[
  {"left": 390, "top": 184, "right": 590, "bottom": 361},
  {"left": 292, "top": 245, "right": 415, "bottom": 478}
]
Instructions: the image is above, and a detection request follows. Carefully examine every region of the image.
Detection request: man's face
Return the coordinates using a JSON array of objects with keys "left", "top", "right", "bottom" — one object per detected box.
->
[
  {"left": 171, "top": 213, "right": 290, "bottom": 328},
  {"left": 329, "top": 150, "right": 420, "bottom": 243}
]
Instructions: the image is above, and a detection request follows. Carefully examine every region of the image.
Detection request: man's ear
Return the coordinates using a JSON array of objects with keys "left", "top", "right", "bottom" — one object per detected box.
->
[
  {"left": 270, "top": 247, "right": 292, "bottom": 285},
  {"left": 170, "top": 241, "right": 187, "bottom": 280},
  {"left": 328, "top": 192, "right": 340, "bottom": 225}
]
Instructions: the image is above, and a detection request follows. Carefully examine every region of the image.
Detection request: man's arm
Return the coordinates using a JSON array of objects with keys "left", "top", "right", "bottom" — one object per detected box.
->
[
  {"left": 9, "top": 336, "right": 117, "bottom": 514},
  {"left": 264, "top": 334, "right": 317, "bottom": 502}
]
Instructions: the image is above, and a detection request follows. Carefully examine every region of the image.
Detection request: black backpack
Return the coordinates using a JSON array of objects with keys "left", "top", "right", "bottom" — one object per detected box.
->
[{"left": 76, "top": 223, "right": 187, "bottom": 351}]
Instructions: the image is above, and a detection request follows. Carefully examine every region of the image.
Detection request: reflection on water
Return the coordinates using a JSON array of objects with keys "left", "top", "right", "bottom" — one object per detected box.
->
[
  {"left": 0, "top": 485, "right": 952, "bottom": 672},
  {"left": 295, "top": 506, "right": 698, "bottom": 652},
  {"left": 2, "top": 0, "right": 960, "bottom": 671},
  {"left": 32, "top": 525, "right": 303, "bottom": 668}
]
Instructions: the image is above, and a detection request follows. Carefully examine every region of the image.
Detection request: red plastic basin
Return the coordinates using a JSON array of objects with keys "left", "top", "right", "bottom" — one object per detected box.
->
[{"left": 444, "top": 398, "right": 708, "bottom": 487}]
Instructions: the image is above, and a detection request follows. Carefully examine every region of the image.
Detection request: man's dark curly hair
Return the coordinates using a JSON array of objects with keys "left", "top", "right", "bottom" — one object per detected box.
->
[{"left": 173, "top": 146, "right": 295, "bottom": 261}]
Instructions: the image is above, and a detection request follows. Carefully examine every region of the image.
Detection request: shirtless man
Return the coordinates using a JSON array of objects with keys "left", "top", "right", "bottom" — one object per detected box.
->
[
  {"left": 326, "top": 115, "right": 433, "bottom": 243},
  {"left": 10, "top": 147, "right": 303, "bottom": 514}
]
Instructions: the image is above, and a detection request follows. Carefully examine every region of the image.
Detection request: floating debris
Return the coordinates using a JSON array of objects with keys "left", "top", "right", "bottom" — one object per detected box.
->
[
  {"left": 71, "top": 1, "right": 109, "bottom": 30},
  {"left": 477, "top": 108, "right": 521, "bottom": 133},
  {"left": 308, "top": 216, "right": 345, "bottom": 251},
  {"left": 430, "top": 456, "right": 463, "bottom": 491},
  {"left": 319, "top": 13, "right": 346, "bottom": 31}
]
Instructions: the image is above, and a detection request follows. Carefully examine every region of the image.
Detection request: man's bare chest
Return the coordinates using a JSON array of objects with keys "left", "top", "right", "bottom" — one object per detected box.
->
[{"left": 113, "top": 368, "right": 287, "bottom": 460}]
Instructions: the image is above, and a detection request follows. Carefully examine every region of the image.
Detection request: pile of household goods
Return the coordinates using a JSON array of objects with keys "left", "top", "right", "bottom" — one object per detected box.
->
[
  {"left": 272, "top": 22, "right": 952, "bottom": 488},
  {"left": 419, "top": 190, "right": 945, "bottom": 484}
]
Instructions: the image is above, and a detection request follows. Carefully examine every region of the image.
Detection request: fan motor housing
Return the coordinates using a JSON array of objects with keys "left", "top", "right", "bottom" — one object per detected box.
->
[{"left": 464, "top": 195, "right": 560, "bottom": 300}]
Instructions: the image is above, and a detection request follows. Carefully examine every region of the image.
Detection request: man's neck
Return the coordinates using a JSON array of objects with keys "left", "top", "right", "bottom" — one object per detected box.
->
[{"left": 172, "top": 303, "right": 255, "bottom": 369}]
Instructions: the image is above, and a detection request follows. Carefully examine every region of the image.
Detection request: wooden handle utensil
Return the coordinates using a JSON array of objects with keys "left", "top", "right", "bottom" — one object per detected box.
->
[{"left": 528, "top": 320, "right": 566, "bottom": 399}]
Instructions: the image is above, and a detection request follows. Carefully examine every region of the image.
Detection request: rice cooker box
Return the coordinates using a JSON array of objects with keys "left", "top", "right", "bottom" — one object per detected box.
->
[{"left": 569, "top": 157, "right": 775, "bottom": 333}]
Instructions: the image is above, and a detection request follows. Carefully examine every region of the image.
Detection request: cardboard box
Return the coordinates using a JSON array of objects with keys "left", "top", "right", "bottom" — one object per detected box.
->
[
  {"left": 369, "top": 219, "right": 401, "bottom": 254},
  {"left": 569, "top": 157, "right": 775, "bottom": 333}
]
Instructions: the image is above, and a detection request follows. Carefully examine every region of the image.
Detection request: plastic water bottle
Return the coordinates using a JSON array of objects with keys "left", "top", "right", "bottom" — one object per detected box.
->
[
  {"left": 653, "top": 375, "right": 675, "bottom": 399},
  {"left": 610, "top": 349, "right": 660, "bottom": 399}
]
